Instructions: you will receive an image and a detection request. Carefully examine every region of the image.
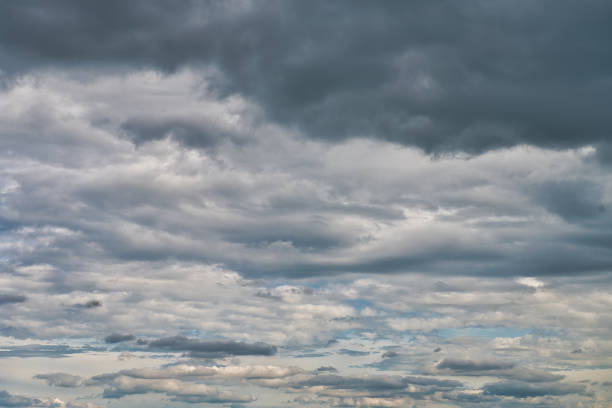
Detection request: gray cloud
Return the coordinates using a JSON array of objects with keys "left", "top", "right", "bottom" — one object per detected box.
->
[
  {"left": 437, "top": 358, "right": 515, "bottom": 371},
  {"left": 434, "top": 358, "right": 565, "bottom": 383},
  {"left": 104, "top": 333, "right": 135, "bottom": 344},
  {"left": 2, "top": 69, "right": 612, "bottom": 280},
  {"left": 0, "top": 3, "right": 611, "bottom": 407},
  {"left": 0, "top": 390, "right": 42, "bottom": 407},
  {"left": 89, "top": 364, "right": 305, "bottom": 385},
  {"left": 338, "top": 348, "right": 370, "bottom": 357},
  {"left": 73, "top": 300, "right": 102, "bottom": 309},
  {"left": 0, "top": 293, "right": 26, "bottom": 305},
  {"left": 100, "top": 377, "right": 256, "bottom": 404},
  {"left": 0, "top": 390, "right": 91, "bottom": 408},
  {"left": 275, "top": 373, "right": 465, "bottom": 406},
  {"left": 381, "top": 351, "right": 399, "bottom": 359},
  {"left": 33, "top": 372, "right": 83, "bottom": 387},
  {"left": 294, "top": 374, "right": 461, "bottom": 393},
  {"left": 2, "top": 1, "right": 612, "bottom": 158},
  {"left": 483, "top": 380, "right": 587, "bottom": 398},
  {"left": 148, "top": 336, "right": 277, "bottom": 357},
  {"left": 528, "top": 180, "right": 606, "bottom": 222},
  {"left": 316, "top": 366, "right": 338, "bottom": 374},
  {"left": 0, "top": 344, "right": 104, "bottom": 358},
  {"left": 0, "top": 326, "right": 34, "bottom": 339}
]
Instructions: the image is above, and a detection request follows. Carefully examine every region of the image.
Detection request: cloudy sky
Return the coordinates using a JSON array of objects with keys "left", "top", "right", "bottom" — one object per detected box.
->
[{"left": 1, "top": 1, "right": 611, "bottom": 407}]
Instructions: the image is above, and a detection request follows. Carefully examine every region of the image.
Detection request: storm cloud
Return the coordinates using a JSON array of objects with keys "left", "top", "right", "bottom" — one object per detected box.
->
[{"left": 2, "top": 1, "right": 612, "bottom": 158}]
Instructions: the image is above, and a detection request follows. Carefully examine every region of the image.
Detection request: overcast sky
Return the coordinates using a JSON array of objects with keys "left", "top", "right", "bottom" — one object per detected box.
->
[{"left": 1, "top": 1, "right": 611, "bottom": 407}]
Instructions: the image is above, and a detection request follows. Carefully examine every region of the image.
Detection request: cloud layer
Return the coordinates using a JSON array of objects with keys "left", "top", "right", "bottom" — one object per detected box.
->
[
  {"left": 0, "top": 1, "right": 611, "bottom": 407},
  {"left": 2, "top": 1, "right": 612, "bottom": 159}
]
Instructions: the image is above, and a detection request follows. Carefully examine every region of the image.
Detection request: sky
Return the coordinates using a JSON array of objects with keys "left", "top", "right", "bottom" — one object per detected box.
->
[{"left": 0, "top": 1, "right": 611, "bottom": 407}]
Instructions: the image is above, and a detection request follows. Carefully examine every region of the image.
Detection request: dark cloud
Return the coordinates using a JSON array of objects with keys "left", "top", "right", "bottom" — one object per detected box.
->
[
  {"left": 120, "top": 116, "right": 244, "bottom": 149},
  {"left": 2, "top": 1, "right": 612, "bottom": 156},
  {"left": 0, "top": 390, "right": 88, "bottom": 408},
  {"left": 483, "top": 380, "right": 587, "bottom": 398},
  {"left": 0, "top": 293, "right": 26, "bottom": 305},
  {"left": 316, "top": 366, "right": 338, "bottom": 373},
  {"left": 33, "top": 372, "right": 83, "bottom": 387},
  {"left": 73, "top": 299, "right": 102, "bottom": 308},
  {"left": 148, "top": 336, "right": 277, "bottom": 356},
  {"left": 104, "top": 333, "right": 136, "bottom": 344},
  {"left": 528, "top": 180, "right": 606, "bottom": 222},
  {"left": 254, "top": 290, "right": 282, "bottom": 301},
  {"left": 338, "top": 348, "right": 370, "bottom": 357},
  {"left": 437, "top": 358, "right": 514, "bottom": 371}
]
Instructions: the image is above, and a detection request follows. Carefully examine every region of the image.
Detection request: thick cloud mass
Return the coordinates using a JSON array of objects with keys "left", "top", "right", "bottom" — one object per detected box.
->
[
  {"left": 1, "top": 1, "right": 612, "bottom": 156},
  {"left": 0, "top": 2, "right": 611, "bottom": 407}
]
